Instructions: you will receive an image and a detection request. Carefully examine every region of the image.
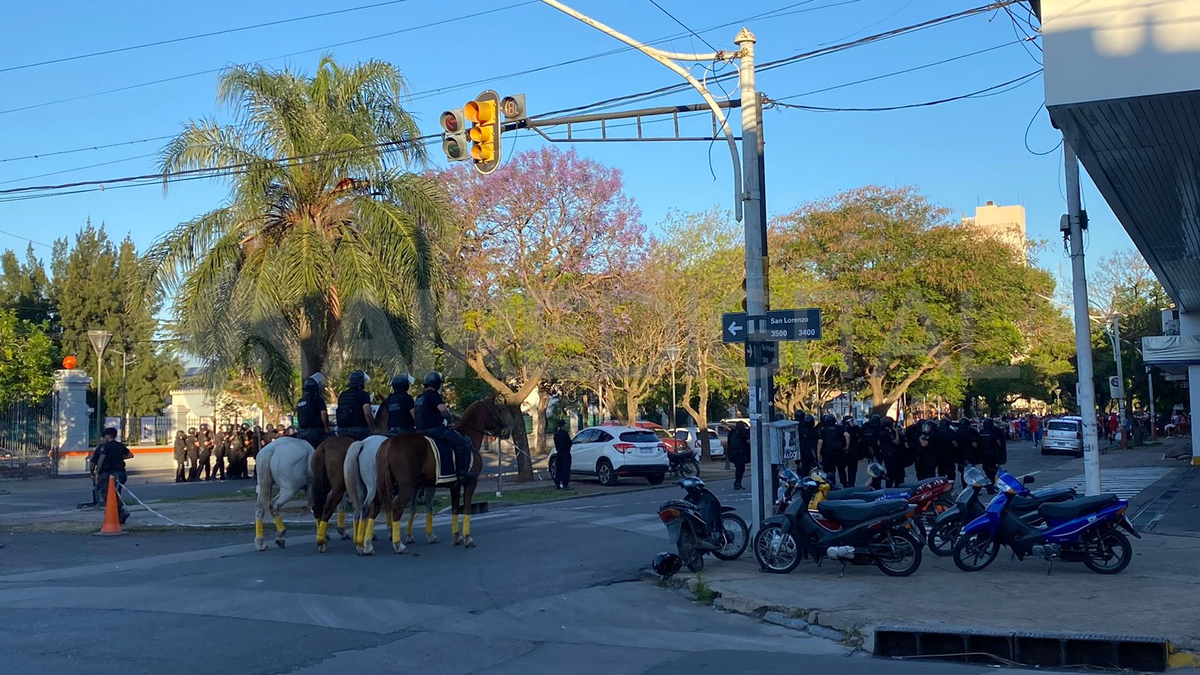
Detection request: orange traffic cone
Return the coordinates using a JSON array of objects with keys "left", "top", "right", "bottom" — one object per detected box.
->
[{"left": 96, "top": 476, "right": 128, "bottom": 536}]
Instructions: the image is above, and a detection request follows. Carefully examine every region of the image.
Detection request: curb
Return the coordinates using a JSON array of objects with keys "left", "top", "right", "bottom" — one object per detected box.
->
[{"left": 639, "top": 570, "right": 1199, "bottom": 670}]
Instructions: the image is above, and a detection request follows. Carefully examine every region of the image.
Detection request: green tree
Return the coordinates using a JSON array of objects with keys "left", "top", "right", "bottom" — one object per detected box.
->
[
  {"left": 775, "top": 186, "right": 1060, "bottom": 416},
  {"left": 145, "top": 56, "right": 445, "bottom": 403},
  {"left": 0, "top": 244, "right": 54, "bottom": 326},
  {"left": 0, "top": 308, "right": 55, "bottom": 407}
]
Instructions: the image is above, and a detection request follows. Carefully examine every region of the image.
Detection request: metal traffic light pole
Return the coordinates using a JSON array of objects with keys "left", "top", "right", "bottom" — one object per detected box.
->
[{"left": 536, "top": 1, "right": 773, "bottom": 532}]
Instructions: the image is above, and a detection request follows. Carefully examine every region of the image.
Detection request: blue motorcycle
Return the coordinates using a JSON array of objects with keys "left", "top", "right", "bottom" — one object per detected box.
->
[{"left": 952, "top": 468, "right": 1139, "bottom": 575}]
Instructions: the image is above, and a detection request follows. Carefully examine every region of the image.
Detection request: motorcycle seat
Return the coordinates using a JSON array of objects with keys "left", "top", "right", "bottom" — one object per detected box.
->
[
  {"left": 853, "top": 488, "right": 909, "bottom": 503},
  {"left": 899, "top": 479, "right": 939, "bottom": 492},
  {"left": 1038, "top": 494, "right": 1118, "bottom": 521},
  {"left": 817, "top": 498, "right": 907, "bottom": 524},
  {"left": 825, "top": 486, "right": 874, "bottom": 500},
  {"left": 1010, "top": 488, "right": 1075, "bottom": 511}
]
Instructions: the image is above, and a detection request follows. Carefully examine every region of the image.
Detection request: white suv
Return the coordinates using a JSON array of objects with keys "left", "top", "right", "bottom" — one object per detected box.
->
[
  {"left": 669, "top": 427, "right": 725, "bottom": 459},
  {"left": 549, "top": 425, "right": 669, "bottom": 486}
]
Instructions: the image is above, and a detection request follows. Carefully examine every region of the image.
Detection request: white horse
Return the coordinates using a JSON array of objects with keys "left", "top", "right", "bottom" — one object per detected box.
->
[
  {"left": 344, "top": 434, "right": 440, "bottom": 556},
  {"left": 254, "top": 437, "right": 315, "bottom": 552}
]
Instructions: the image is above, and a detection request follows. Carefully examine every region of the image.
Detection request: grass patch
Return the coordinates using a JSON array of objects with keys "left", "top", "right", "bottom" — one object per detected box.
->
[{"left": 692, "top": 576, "right": 719, "bottom": 606}]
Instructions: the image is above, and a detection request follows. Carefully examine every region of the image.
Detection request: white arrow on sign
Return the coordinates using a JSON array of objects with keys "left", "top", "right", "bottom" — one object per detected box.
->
[{"left": 728, "top": 321, "right": 743, "bottom": 336}]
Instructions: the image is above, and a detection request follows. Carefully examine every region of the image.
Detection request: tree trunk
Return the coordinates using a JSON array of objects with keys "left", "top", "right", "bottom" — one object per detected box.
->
[
  {"left": 680, "top": 372, "right": 712, "bottom": 461},
  {"left": 531, "top": 387, "right": 550, "bottom": 457},
  {"left": 625, "top": 390, "right": 640, "bottom": 426},
  {"left": 503, "top": 402, "right": 534, "bottom": 482}
]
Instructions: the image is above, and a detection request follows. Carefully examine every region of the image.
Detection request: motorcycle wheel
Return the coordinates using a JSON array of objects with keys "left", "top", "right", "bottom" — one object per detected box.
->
[
  {"left": 1082, "top": 529, "right": 1133, "bottom": 575},
  {"left": 875, "top": 530, "right": 923, "bottom": 577},
  {"left": 680, "top": 460, "right": 700, "bottom": 478},
  {"left": 713, "top": 513, "right": 749, "bottom": 561},
  {"left": 753, "top": 523, "right": 801, "bottom": 574},
  {"left": 677, "top": 522, "right": 705, "bottom": 573},
  {"left": 952, "top": 531, "right": 1000, "bottom": 572},
  {"left": 927, "top": 517, "right": 961, "bottom": 557}
]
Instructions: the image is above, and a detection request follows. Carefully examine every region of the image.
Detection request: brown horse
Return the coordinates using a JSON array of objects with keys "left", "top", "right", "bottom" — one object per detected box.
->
[
  {"left": 310, "top": 435, "right": 355, "bottom": 552},
  {"left": 364, "top": 395, "right": 512, "bottom": 555}
]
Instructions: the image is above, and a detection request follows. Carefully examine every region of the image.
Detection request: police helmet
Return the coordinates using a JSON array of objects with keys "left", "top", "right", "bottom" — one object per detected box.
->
[
  {"left": 423, "top": 371, "right": 444, "bottom": 390},
  {"left": 821, "top": 414, "right": 837, "bottom": 427},
  {"left": 842, "top": 415, "right": 855, "bottom": 425},
  {"left": 652, "top": 552, "right": 683, "bottom": 579},
  {"left": 348, "top": 369, "right": 369, "bottom": 388},
  {"left": 982, "top": 418, "right": 995, "bottom": 430},
  {"left": 869, "top": 414, "right": 881, "bottom": 425},
  {"left": 804, "top": 413, "right": 816, "bottom": 425},
  {"left": 883, "top": 416, "right": 895, "bottom": 428},
  {"left": 959, "top": 416, "right": 972, "bottom": 428},
  {"left": 310, "top": 371, "right": 327, "bottom": 388},
  {"left": 391, "top": 373, "right": 411, "bottom": 392},
  {"left": 922, "top": 420, "right": 936, "bottom": 434},
  {"left": 303, "top": 377, "right": 319, "bottom": 393}
]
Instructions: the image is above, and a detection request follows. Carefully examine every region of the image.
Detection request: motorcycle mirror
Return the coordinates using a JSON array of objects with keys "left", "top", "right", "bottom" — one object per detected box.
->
[{"left": 1022, "top": 475, "right": 1036, "bottom": 485}]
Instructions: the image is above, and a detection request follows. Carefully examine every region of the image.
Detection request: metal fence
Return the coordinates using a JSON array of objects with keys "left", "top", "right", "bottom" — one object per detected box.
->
[{"left": 0, "top": 399, "right": 56, "bottom": 480}]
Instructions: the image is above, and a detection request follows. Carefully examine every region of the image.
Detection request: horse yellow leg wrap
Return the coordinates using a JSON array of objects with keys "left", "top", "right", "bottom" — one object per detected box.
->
[
  {"left": 391, "top": 520, "right": 402, "bottom": 546},
  {"left": 451, "top": 514, "right": 460, "bottom": 537},
  {"left": 273, "top": 516, "right": 285, "bottom": 533},
  {"left": 463, "top": 514, "right": 471, "bottom": 538},
  {"left": 425, "top": 513, "right": 435, "bottom": 537},
  {"left": 406, "top": 512, "right": 416, "bottom": 538},
  {"left": 337, "top": 511, "right": 345, "bottom": 530},
  {"left": 316, "top": 520, "right": 328, "bottom": 543},
  {"left": 352, "top": 519, "right": 363, "bottom": 546},
  {"left": 255, "top": 519, "right": 264, "bottom": 539},
  {"left": 365, "top": 517, "right": 376, "bottom": 541}
]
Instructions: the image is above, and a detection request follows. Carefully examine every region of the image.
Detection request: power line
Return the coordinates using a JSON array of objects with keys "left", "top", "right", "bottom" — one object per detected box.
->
[
  {"left": 0, "top": 0, "right": 415, "bottom": 74},
  {"left": 648, "top": 0, "right": 718, "bottom": 52},
  {"left": 0, "top": 0, "right": 845, "bottom": 164},
  {"left": 766, "top": 69, "right": 1041, "bottom": 112}
]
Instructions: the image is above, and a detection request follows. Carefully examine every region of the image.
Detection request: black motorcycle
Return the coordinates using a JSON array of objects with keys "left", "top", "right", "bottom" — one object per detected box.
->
[
  {"left": 754, "top": 470, "right": 923, "bottom": 577},
  {"left": 666, "top": 447, "right": 701, "bottom": 479},
  {"left": 927, "top": 466, "right": 1075, "bottom": 557},
  {"left": 657, "top": 477, "right": 748, "bottom": 572}
]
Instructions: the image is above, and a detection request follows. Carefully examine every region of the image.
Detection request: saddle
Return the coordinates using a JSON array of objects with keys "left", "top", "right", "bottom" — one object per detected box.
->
[{"left": 423, "top": 436, "right": 459, "bottom": 486}]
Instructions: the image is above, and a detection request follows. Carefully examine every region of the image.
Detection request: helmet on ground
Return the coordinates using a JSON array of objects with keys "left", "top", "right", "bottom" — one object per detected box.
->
[
  {"left": 391, "top": 373, "right": 411, "bottom": 392},
  {"left": 867, "top": 461, "right": 885, "bottom": 479},
  {"left": 652, "top": 552, "right": 683, "bottom": 579},
  {"left": 423, "top": 371, "right": 443, "bottom": 390},
  {"left": 348, "top": 369, "right": 369, "bottom": 388}
]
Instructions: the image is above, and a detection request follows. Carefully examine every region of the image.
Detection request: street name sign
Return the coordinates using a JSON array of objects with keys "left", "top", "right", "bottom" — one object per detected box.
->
[{"left": 723, "top": 308, "right": 822, "bottom": 343}]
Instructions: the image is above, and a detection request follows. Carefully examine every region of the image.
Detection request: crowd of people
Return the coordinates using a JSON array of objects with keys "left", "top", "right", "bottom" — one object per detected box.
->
[{"left": 171, "top": 422, "right": 296, "bottom": 483}]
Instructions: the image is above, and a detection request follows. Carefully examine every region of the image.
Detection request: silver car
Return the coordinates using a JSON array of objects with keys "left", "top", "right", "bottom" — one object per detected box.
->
[{"left": 1041, "top": 417, "right": 1084, "bottom": 457}]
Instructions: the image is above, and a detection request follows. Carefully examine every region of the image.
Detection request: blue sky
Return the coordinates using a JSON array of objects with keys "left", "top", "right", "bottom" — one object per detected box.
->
[{"left": 0, "top": 0, "right": 1130, "bottom": 284}]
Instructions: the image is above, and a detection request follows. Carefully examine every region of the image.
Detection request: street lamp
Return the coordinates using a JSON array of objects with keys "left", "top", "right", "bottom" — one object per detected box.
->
[
  {"left": 1054, "top": 386, "right": 1062, "bottom": 413},
  {"left": 812, "top": 361, "right": 823, "bottom": 415},
  {"left": 665, "top": 346, "right": 680, "bottom": 429},
  {"left": 87, "top": 329, "right": 112, "bottom": 443}
]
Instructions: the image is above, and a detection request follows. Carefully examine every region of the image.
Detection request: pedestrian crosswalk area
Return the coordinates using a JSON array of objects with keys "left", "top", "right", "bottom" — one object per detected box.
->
[{"left": 1042, "top": 467, "right": 1173, "bottom": 500}]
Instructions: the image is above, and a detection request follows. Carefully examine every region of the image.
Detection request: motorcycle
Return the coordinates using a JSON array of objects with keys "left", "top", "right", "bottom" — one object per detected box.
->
[
  {"left": 952, "top": 468, "right": 1139, "bottom": 574},
  {"left": 657, "top": 477, "right": 748, "bottom": 572},
  {"left": 754, "top": 470, "right": 924, "bottom": 577},
  {"left": 664, "top": 445, "right": 701, "bottom": 479},
  {"left": 779, "top": 470, "right": 951, "bottom": 542},
  {"left": 927, "top": 466, "right": 1075, "bottom": 556}
]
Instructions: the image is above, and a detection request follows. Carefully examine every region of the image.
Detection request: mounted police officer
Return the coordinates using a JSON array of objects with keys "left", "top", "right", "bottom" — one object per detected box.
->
[
  {"left": 336, "top": 370, "right": 375, "bottom": 441},
  {"left": 381, "top": 373, "right": 416, "bottom": 434},
  {"left": 414, "top": 371, "right": 474, "bottom": 481},
  {"left": 295, "top": 372, "right": 330, "bottom": 449}
]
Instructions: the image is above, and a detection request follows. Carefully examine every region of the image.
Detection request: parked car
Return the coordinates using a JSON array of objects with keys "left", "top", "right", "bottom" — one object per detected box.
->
[
  {"left": 1041, "top": 416, "right": 1084, "bottom": 457},
  {"left": 635, "top": 421, "right": 688, "bottom": 454},
  {"left": 668, "top": 427, "right": 725, "bottom": 459},
  {"left": 548, "top": 425, "right": 668, "bottom": 486}
]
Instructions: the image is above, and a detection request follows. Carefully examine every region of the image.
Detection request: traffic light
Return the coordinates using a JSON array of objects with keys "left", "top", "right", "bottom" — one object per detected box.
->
[
  {"left": 465, "top": 89, "right": 501, "bottom": 175},
  {"left": 439, "top": 108, "right": 469, "bottom": 163},
  {"left": 741, "top": 277, "right": 748, "bottom": 312}
]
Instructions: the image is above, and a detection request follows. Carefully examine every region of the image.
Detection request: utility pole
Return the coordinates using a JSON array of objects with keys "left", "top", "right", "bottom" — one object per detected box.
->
[
  {"left": 1146, "top": 364, "right": 1156, "bottom": 439},
  {"left": 666, "top": 346, "right": 680, "bottom": 429},
  {"left": 1063, "top": 140, "right": 1102, "bottom": 496},
  {"left": 1110, "top": 315, "right": 1128, "bottom": 449}
]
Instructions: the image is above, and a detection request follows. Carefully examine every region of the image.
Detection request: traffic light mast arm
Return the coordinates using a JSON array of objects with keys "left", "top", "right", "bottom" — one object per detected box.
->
[{"left": 538, "top": 0, "right": 744, "bottom": 222}]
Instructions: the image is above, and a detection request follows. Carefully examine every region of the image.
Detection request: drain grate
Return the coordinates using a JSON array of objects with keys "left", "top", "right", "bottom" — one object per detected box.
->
[{"left": 874, "top": 626, "right": 1169, "bottom": 671}]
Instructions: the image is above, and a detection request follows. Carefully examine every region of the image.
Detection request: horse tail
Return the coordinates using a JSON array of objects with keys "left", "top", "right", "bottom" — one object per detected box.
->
[
  {"left": 311, "top": 443, "right": 331, "bottom": 521},
  {"left": 344, "top": 440, "right": 363, "bottom": 512},
  {"left": 255, "top": 443, "right": 275, "bottom": 520}
]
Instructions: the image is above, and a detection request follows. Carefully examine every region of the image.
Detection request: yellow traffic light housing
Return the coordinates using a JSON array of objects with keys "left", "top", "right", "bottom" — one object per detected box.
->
[{"left": 464, "top": 90, "right": 501, "bottom": 174}]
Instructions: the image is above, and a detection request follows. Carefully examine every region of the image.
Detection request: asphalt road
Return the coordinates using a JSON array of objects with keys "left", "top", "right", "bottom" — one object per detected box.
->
[{"left": 0, "top": 444, "right": 1122, "bottom": 674}]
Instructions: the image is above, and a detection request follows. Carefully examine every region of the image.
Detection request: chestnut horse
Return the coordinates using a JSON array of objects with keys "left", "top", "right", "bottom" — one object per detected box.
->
[
  {"left": 310, "top": 435, "right": 355, "bottom": 552},
  {"left": 364, "top": 396, "right": 511, "bottom": 555}
]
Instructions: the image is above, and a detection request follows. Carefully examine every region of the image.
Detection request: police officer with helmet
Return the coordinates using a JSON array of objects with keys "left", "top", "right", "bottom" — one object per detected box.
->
[
  {"left": 414, "top": 371, "right": 474, "bottom": 481},
  {"left": 296, "top": 372, "right": 330, "bottom": 449},
  {"left": 380, "top": 373, "right": 416, "bottom": 434},
  {"left": 336, "top": 370, "right": 375, "bottom": 441}
]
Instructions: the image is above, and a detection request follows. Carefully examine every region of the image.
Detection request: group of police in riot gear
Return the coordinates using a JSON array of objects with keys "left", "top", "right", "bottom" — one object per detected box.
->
[
  {"left": 793, "top": 412, "right": 1008, "bottom": 490},
  {"left": 294, "top": 369, "right": 475, "bottom": 481}
]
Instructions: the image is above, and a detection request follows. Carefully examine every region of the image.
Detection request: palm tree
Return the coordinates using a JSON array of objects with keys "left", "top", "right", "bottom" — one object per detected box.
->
[{"left": 146, "top": 56, "right": 445, "bottom": 402}]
